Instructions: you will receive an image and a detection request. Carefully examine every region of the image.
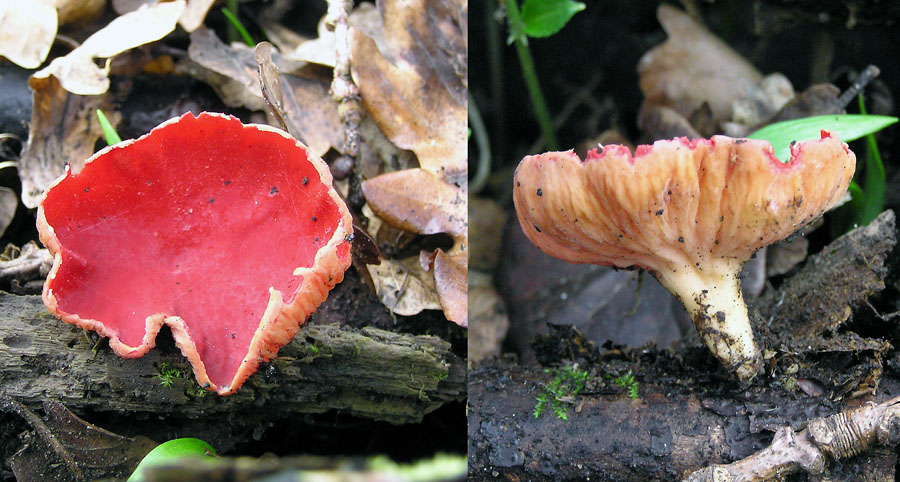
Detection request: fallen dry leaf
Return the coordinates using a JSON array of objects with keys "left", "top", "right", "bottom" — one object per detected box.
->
[
  {"left": 55, "top": 0, "right": 106, "bottom": 24},
  {"left": 0, "top": 186, "right": 16, "bottom": 236},
  {"left": 18, "top": 75, "right": 122, "bottom": 208},
  {"left": 638, "top": 4, "right": 762, "bottom": 128},
  {"left": 183, "top": 27, "right": 342, "bottom": 157},
  {"left": 362, "top": 168, "right": 468, "bottom": 326},
  {"left": 349, "top": 0, "right": 467, "bottom": 175},
  {"left": 0, "top": 1, "right": 57, "bottom": 69},
  {"left": 367, "top": 256, "right": 442, "bottom": 316},
  {"left": 262, "top": 14, "right": 338, "bottom": 68},
  {"left": 361, "top": 168, "right": 466, "bottom": 243},
  {"left": 433, "top": 250, "right": 467, "bottom": 327},
  {"left": 113, "top": 0, "right": 214, "bottom": 32},
  {"left": 33, "top": 0, "right": 185, "bottom": 95},
  {"left": 352, "top": 0, "right": 468, "bottom": 327},
  {"left": 2, "top": 398, "right": 157, "bottom": 481}
]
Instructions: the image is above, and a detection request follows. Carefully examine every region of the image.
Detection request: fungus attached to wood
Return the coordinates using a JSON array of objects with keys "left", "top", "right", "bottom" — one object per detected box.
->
[
  {"left": 513, "top": 132, "right": 855, "bottom": 383},
  {"left": 37, "top": 112, "right": 353, "bottom": 395}
]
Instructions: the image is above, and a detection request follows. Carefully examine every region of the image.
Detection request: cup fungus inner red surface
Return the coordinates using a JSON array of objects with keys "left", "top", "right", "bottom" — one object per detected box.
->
[
  {"left": 37, "top": 112, "right": 353, "bottom": 395},
  {"left": 513, "top": 132, "right": 855, "bottom": 383}
]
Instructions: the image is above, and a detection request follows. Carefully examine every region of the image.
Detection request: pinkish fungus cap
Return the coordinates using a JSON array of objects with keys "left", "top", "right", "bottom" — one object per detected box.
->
[
  {"left": 37, "top": 112, "right": 353, "bottom": 395},
  {"left": 514, "top": 132, "right": 855, "bottom": 383}
]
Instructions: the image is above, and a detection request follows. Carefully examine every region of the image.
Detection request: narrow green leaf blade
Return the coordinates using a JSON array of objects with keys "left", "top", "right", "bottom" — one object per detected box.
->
[
  {"left": 96, "top": 109, "right": 122, "bottom": 145},
  {"left": 521, "top": 0, "right": 585, "bottom": 38},
  {"left": 747, "top": 114, "right": 897, "bottom": 162}
]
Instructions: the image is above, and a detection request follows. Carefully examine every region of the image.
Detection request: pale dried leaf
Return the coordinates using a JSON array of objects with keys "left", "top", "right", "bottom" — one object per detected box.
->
[
  {"left": 178, "top": 0, "right": 215, "bottom": 32},
  {"left": 113, "top": 0, "right": 212, "bottom": 31},
  {"left": 53, "top": 0, "right": 105, "bottom": 25},
  {"left": 18, "top": 75, "right": 120, "bottom": 208},
  {"left": 263, "top": 15, "right": 337, "bottom": 68},
  {"left": 0, "top": 186, "right": 16, "bottom": 236},
  {"left": 349, "top": 0, "right": 467, "bottom": 175},
  {"left": 367, "top": 256, "right": 442, "bottom": 316},
  {"left": 361, "top": 168, "right": 466, "bottom": 242},
  {"left": 434, "top": 249, "right": 466, "bottom": 327},
  {"left": 291, "top": 16, "right": 336, "bottom": 67},
  {"left": 185, "top": 26, "right": 267, "bottom": 110},
  {"left": 638, "top": 4, "right": 762, "bottom": 126},
  {"left": 185, "top": 27, "right": 342, "bottom": 156},
  {"left": 33, "top": 0, "right": 186, "bottom": 95},
  {"left": 0, "top": 0, "right": 57, "bottom": 69}
]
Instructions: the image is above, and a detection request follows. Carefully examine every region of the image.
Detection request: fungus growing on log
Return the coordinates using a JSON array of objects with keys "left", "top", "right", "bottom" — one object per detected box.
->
[
  {"left": 37, "top": 112, "right": 353, "bottom": 395},
  {"left": 513, "top": 132, "right": 855, "bottom": 383}
]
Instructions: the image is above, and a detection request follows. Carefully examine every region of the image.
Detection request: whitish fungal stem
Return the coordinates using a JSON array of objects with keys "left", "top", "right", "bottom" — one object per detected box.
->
[{"left": 654, "top": 259, "right": 762, "bottom": 384}]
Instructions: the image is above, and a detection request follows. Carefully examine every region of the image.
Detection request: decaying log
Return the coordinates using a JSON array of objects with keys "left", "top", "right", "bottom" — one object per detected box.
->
[
  {"left": 469, "top": 362, "right": 900, "bottom": 481},
  {"left": 0, "top": 293, "right": 465, "bottom": 425},
  {"left": 470, "top": 211, "right": 899, "bottom": 481}
]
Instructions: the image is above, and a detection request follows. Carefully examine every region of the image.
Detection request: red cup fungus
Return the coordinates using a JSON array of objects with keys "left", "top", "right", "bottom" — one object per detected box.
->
[
  {"left": 514, "top": 132, "right": 855, "bottom": 383},
  {"left": 37, "top": 112, "right": 353, "bottom": 395}
]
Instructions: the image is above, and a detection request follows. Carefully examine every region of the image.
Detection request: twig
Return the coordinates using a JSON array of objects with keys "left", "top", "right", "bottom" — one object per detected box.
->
[
  {"left": 326, "top": 0, "right": 362, "bottom": 160},
  {"left": 835, "top": 64, "right": 880, "bottom": 111},
  {"left": 684, "top": 397, "right": 900, "bottom": 481}
]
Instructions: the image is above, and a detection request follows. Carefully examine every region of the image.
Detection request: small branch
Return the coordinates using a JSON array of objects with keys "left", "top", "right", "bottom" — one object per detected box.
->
[
  {"left": 684, "top": 397, "right": 900, "bottom": 481},
  {"left": 327, "top": 0, "right": 362, "bottom": 160},
  {"left": 835, "top": 64, "right": 880, "bottom": 111}
]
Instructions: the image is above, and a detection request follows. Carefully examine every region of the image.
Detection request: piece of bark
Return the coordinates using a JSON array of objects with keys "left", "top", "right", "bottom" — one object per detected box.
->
[
  {"left": 0, "top": 293, "right": 465, "bottom": 425},
  {"left": 471, "top": 211, "right": 899, "bottom": 480}
]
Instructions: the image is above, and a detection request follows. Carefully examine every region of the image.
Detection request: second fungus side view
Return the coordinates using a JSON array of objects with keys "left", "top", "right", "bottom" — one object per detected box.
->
[{"left": 513, "top": 132, "right": 855, "bottom": 383}]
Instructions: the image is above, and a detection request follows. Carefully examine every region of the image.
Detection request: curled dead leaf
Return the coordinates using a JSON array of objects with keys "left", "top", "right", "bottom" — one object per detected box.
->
[
  {"left": 362, "top": 168, "right": 467, "bottom": 327},
  {"left": 33, "top": 0, "right": 186, "bottom": 95},
  {"left": 18, "top": 75, "right": 122, "bottom": 208},
  {"left": 361, "top": 168, "right": 466, "bottom": 244},
  {"left": 349, "top": 0, "right": 467, "bottom": 175},
  {"left": 0, "top": 1, "right": 57, "bottom": 69},
  {"left": 433, "top": 249, "right": 467, "bottom": 327},
  {"left": 638, "top": 4, "right": 762, "bottom": 127},
  {"left": 367, "top": 256, "right": 442, "bottom": 316},
  {"left": 0, "top": 186, "right": 16, "bottom": 236},
  {"left": 184, "top": 27, "right": 342, "bottom": 157}
]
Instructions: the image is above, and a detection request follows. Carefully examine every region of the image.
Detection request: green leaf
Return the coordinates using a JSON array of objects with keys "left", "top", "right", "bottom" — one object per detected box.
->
[
  {"left": 128, "top": 438, "right": 217, "bottom": 482},
  {"left": 96, "top": 109, "right": 122, "bottom": 145},
  {"left": 747, "top": 114, "right": 897, "bottom": 162},
  {"left": 521, "top": 0, "right": 585, "bottom": 38}
]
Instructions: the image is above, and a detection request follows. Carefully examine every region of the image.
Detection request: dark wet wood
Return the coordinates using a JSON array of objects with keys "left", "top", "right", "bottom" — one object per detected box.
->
[{"left": 0, "top": 293, "right": 465, "bottom": 425}]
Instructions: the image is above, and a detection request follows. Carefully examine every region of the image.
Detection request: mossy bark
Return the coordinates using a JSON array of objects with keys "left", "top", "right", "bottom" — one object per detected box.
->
[{"left": 0, "top": 293, "right": 465, "bottom": 425}]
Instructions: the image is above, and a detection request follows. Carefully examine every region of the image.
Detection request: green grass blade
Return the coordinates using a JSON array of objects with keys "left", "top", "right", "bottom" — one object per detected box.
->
[
  {"left": 96, "top": 109, "right": 122, "bottom": 145},
  {"left": 747, "top": 114, "right": 897, "bottom": 162},
  {"left": 221, "top": 7, "right": 255, "bottom": 46}
]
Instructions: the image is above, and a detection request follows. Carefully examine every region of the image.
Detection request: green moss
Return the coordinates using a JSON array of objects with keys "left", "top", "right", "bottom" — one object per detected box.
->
[
  {"left": 613, "top": 370, "right": 639, "bottom": 399},
  {"left": 157, "top": 362, "right": 183, "bottom": 388},
  {"left": 533, "top": 364, "right": 590, "bottom": 420}
]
